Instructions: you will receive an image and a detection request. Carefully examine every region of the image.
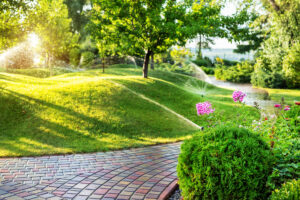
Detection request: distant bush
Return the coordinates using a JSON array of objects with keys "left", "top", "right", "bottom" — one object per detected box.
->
[
  {"left": 215, "top": 61, "right": 254, "bottom": 83},
  {"left": 4, "top": 42, "right": 34, "bottom": 69},
  {"left": 192, "top": 57, "right": 213, "bottom": 67},
  {"left": 177, "top": 126, "right": 274, "bottom": 200},
  {"left": 157, "top": 63, "right": 194, "bottom": 76},
  {"left": 80, "top": 51, "right": 95, "bottom": 67},
  {"left": 201, "top": 66, "right": 215, "bottom": 75},
  {"left": 222, "top": 58, "right": 239, "bottom": 66},
  {"left": 69, "top": 48, "right": 81, "bottom": 66},
  {"left": 270, "top": 179, "right": 300, "bottom": 200}
]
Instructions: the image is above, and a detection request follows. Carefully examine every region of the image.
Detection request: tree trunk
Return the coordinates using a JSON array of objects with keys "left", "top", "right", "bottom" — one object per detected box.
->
[
  {"left": 197, "top": 34, "right": 202, "bottom": 60},
  {"left": 150, "top": 52, "right": 154, "bottom": 70},
  {"left": 102, "top": 57, "right": 105, "bottom": 73},
  {"left": 143, "top": 50, "right": 152, "bottom": 78}
]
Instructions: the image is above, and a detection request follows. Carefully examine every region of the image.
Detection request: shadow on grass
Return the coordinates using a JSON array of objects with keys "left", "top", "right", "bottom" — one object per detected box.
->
[{"left": 0, "top": 87, "right": 195, "bottom": 157}]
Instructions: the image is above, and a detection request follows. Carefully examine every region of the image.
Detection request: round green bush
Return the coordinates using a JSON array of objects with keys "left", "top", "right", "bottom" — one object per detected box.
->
[
  {"left": 177, "top": 126, "right": 274, "bottom": 200},
  {"left": 270, "top": 179, "right": 300, "bottom": 200}
]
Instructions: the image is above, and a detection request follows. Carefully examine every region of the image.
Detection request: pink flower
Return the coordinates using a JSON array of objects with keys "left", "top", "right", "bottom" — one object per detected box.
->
[
  {"left": 232, "top": 91, "right": 246, "bottom": 102},
  {"left": 274, "top": 104, "right": 281, "bottom": 108},
  {"left": 196, "top": 102, "right": 215, "bottom": 115},
  {"left": 284, "top": 106, "right": 290, "bottom": 111}
]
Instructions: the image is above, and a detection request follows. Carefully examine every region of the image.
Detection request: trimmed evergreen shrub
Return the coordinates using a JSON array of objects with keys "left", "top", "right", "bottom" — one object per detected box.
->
[
  {"left": 270, "top": 179, "right": 300, "bottom": 200},
  {"left": 177, "top": 126, "right": 274, "bottom": 200}
]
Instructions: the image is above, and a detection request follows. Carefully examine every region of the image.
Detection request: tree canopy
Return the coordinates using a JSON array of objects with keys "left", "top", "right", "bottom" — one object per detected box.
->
[{"left": 89, "top": 0, "right": 225, "bottom": 78}]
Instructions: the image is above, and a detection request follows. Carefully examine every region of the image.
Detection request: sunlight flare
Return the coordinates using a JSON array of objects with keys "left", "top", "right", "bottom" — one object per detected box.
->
[{"left": 28, "top": 33, "right": 40, "bottom": 48}]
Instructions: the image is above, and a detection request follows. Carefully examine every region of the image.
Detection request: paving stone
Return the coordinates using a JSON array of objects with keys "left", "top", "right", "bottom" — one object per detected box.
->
[{"left": 0, "top": 143, "right": 181, "bottom": 200}]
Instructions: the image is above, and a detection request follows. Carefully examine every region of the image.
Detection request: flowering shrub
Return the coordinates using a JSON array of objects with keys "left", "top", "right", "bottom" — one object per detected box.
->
[
  {"left": 232, "top": 90, "right": 246, "bottom": 102},
  {"left": 250, "top": 104, "right": 299, "bottom": 190},
  {"left": 196, "top": 102, "right": 215, "bottom": 115},
  {"left": 284, "top": 106, "right": 290, "bottom": 111}
]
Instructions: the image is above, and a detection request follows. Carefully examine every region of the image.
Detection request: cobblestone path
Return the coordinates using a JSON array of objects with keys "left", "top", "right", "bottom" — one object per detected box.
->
[{"left": 0, "top": 143, "right": 180, "bottom": 200}]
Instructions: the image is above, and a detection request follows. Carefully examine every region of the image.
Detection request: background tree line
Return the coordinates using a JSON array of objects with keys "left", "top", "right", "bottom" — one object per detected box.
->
[{"left": 0, "top": 0, "right": 299, "bottom": 88}]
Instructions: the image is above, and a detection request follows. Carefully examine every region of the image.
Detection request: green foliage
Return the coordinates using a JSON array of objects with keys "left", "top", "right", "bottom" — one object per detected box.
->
[
  {"left": 252, "top": 0, "right": 300, "bottom": 89},
  {"left": 177, "top": 126, "right": 274, "bottom": 200},
  {"left": 192, "top": 58, "right": 213, "bottom": 67},
  {"left": 222, "top": 59, "right": 239, "bottom": 66},
  {"left": 0, "top": 0, "right": 33, "bottom": 50},
  {"left": 251, "top": 58, "right": 286, "bottom": 88},
  {"left": 215, "top": 61, "right": 254, "bottom": 83},
  {"left": 80, "top": 51, "right": 94, "bottom": 67},
  {"left": 64, "top": 0, "right": 89, "bottom": 37},
  {"left": 282, "top": 42, "right": 300, "bottom": 88},
  {"left": 270, "top": 179, "right": 300, "bottom": 200},
  {"left": 89, "top": 0, "right": 223, "bottom": 77},
  {"left": 201, "top": 66, "right": 215, "bottom": 75},
  {"left": 155, "top": 50, "right": 174, "bottom": 65},
  {"left": 31, "top": 0, "right": 79, "bottom": 64},
  {"left": 170, "top": 47, "right": 193, "bottom": 64},
  {"left": 69, "top": 48, "right": 81, "bottom": 66},
  {"left": 251, "top": 105, "right": 299, "bottom": 190},
  {"left": 156, "top": 63, "right": 194, "bottom": 76},
  {"left": 192, "top": 57, "right": 215, "bottom": 75}
]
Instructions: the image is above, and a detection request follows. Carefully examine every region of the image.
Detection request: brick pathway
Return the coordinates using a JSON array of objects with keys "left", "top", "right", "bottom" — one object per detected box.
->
[{"left": 0, "top": 143, "right": 181, "bottom": 200}]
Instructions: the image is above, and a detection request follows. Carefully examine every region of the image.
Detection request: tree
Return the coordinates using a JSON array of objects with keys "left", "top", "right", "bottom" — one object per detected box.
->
[
  {"left": 0, "top": 0, "right": 33, "bottom": 51},
  {"left": 196, "top": 35, "right": 214, "bottom": 60},
  {"left": 31, "top": 0, "right": 79, "bottom": 68},
  {"left": 0, "top": 0, "right": 32, "bottom": 12},
  {"left": 90, "top": 0, "right": 223, "bottom": 78},
  {"left": 64, "top": 0, "right": 92, "bottom": 41},
  {"left": 251, "top": 0, "right": 300, "bottom": 88}
]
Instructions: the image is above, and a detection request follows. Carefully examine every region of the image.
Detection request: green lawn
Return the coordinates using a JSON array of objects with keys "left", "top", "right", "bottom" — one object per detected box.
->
[
  {"left": 264, "top": 88, "right": 300, "bottom": 104},
  {"left": 0, "top": 67, "right": 259, "bottom": 157}
]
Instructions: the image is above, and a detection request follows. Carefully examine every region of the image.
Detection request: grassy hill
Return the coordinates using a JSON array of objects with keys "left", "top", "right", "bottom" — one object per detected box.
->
[{"left": 0, "top": 67, "right": 259, "bottom": 157}]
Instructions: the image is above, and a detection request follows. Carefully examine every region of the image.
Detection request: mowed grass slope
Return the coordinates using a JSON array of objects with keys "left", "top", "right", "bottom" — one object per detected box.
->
[{"left": 0, "top": 67, "right": 259, "bottom": 157}]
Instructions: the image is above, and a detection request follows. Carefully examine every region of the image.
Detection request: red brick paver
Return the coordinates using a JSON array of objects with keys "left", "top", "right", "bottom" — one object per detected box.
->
[{"left": 0, "top": 143, "right": 181, "bottom": 199}]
